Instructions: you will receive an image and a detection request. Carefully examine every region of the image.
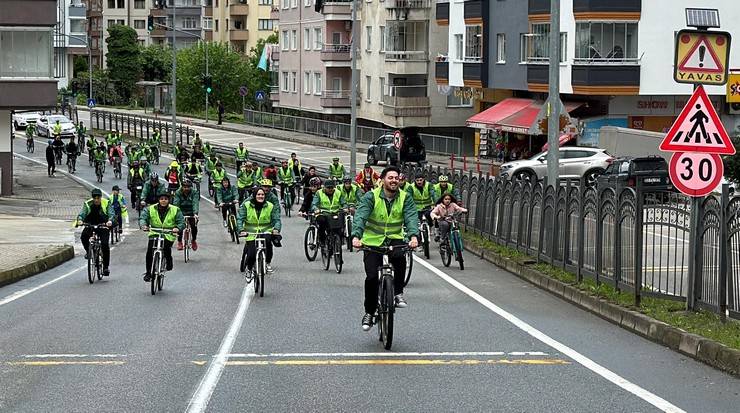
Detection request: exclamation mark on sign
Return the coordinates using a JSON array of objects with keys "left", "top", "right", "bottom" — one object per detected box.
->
[{"left": 698, "top": 45, "right": 706, "bottom": 68}]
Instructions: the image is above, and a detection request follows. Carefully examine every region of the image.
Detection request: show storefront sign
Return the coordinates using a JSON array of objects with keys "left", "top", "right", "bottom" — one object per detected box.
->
[{"left": 608, "top": 95, "right": 724, "bottom": 132}]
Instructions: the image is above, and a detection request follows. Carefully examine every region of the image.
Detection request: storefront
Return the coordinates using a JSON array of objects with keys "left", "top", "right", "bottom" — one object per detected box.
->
[{"left": 608, "top": 95, "right": 724, "bottom": 133}]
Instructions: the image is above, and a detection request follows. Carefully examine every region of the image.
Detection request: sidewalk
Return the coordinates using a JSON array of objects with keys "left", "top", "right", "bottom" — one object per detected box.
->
[
  {"left": 86, "top": 107, "right": 498, "bottom": 175},
  {"left": 0, "top": 157, "right": 85, "bottom": 286}
]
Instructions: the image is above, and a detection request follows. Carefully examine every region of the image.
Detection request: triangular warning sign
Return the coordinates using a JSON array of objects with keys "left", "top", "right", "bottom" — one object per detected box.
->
[
  {"left": 660, "top": 85, "right": 736, "bottom": 155},
  {"left": 678, "top": 36, "right": 724, "bottom": 74}
]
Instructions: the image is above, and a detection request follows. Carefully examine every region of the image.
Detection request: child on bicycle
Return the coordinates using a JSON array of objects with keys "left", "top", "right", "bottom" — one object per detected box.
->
[{"left": 430, "top": 194, "right": 467, "bottom": 243}]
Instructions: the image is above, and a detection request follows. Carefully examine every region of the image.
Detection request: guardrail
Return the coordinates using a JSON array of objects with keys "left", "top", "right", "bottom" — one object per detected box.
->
[{"left": 89, "top": 110, "right": 194, "bottom": 145}]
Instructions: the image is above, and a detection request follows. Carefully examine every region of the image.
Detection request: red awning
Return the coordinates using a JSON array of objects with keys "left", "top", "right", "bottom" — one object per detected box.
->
[
  {"left": 467, "top": 99, "right": 584, "bottom": 135},
  {"left": 541, "top": 134, "right": 575, "bottom": 151}
]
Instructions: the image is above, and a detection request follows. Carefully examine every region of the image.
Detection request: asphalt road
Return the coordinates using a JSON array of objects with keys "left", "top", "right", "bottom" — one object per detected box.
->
[{"left": 2, "top": 138, "right": 739, "bottom": 412}]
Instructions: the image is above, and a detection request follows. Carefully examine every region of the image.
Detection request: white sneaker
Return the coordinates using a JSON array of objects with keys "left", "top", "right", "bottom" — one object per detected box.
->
[
  {"left": 222, "top": 220, "right": 227, "bottom": 228},
  {"left": 266, "top": 264, "right": 274, "bottom": 274},
  {"left": 244, "top": 270, "right": 253, "bottom": 283},
  {"left": 394, "top": 294, "right": 408, "bottom": 309},
  {"left": 361, "top": 313, "right": 374, "bottom": 331}
]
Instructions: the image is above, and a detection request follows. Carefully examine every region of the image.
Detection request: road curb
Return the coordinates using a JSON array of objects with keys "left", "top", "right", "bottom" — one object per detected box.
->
[
  {"left": 464, "top": 242, "right": 740, "bottom": 377},
  {"left": 0, "top": 245, "right": 75, "bottom": 288}
]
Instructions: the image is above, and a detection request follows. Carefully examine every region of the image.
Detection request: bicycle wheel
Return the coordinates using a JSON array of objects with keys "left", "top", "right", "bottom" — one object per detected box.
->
[
  {"left": 380, "top": 275, "right": 395, "bottom": 350},
  {"left": 440, "top": 241, "right": 452, "bottom": 267},
  {"left": 158, "top": 269, "right": 164, "bottom": 291},
  {"left": 403, "top": 250, "right": 413, "bottom": 288},
  {"left": 183, "top": 229, "right": 190, "bottom": 263},
  {"left": 257, "top": 250, "right": 266, "bottom": 297},
  {"left": 68, "top": 160, "right": 73, "bottom": 174},
  {"left": 321, "top": 239, "right": 331, "bottom": 271},
  {"left": 151, "top": 251, "right": 161, "bottom": 295},
  {"left": 333, "top": 234, "right": 343, "bottom": 274},
  {"left": 232, "top": 217, "right": 240, "bottom": 245},
  {"left": 422, "top": 235, "right": 430, "bottom": 259},
  {"left": 304, "top": 226, "right": 318, "bottom": 261},
  {"left": 452, "top": 233, "right": 464, "bottom": 270},
  {"left": 96, "top": 252, "right": 104, "bottom": 280},
  {"left": 87, "top": 249, "right": 95, "bottom": 284}
]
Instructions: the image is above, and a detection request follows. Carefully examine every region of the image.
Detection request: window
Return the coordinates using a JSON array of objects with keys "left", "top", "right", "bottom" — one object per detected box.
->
[
  {"left": 202, "top": 17, "right": 213, "bottom": 30},
  {"left": 365, "top": 26, "right": 372, "bottom": 51},
  {"left": 575, "top": 22, "right": 638, "bottom": 62},
  {"left": 107, "top": 0, "right": 115, "bottom": 8},
  {"left": 290, "top": 71, "right": 297, "bottom": 92},
  {"left": 313, "top": 72, "right": 322, "bottom": 96},
  {"left": 282, "top": 30, "right": 288, "bottom": 50},
  {"left": 465, "top": 25, "right": 482, "bottom": 61},
  {"left": 0, "top": 28, "right": 53, "bottom": 78},
  {"left": 70, "top": 20, "right": 86, "bottom": 34},
  {"left": 332, "top": 77, "right": 342, "bottom": 91},
  {"left": 304, "top": 0, "right": 311, "bottom": 5},
  {"left": 215, "top": 19, "right": 219, "bottom": 32},
  {"left": 107, "top": 20, "right": 117, "bottom": 28},
  {"left": 182, "top": 17, "right": 198, "bottom": 30},
  {"left": 379, "top": 77, "right": 385, "bottom": 101},
  {"left": 519, "top": 33, "right": 526, "bottom": 62},
  {"left": 379, "top": 26, "right": 385, "bottom": 52},
  {"left": 282, "top": 71, "right": 289, "bottom": 91},
  {"left": 258, "top": 19, "right": 274, "bottom": 31},
  {"left": 118, "top": 19, "right": 125, "bottom": 26},
  {"left": 304, "top": 28, "right": 311, "bottom": 50},
  {"left": 331, "top": 31, "right": 341, "bottom": 45},
  {"left": 454, "top": 34, "right": 463, "bottom": 60},
  {"left": 291, "top": 0, "right": 297, "bottom": 7},
  {"left": 304, "top": 71, "right": 311, "bottom": 94},
  {"left": 447, "top": 92, "right": 473, "bottom": 108},
  {"left": 496, "top": 33, "right": 505, "bottom": 63},
  {"left": 134, "top": 0, "right": 145, "bottom": 8},
  {"left": 259, "top": 0, "right": 271, "bottom": 4},
  {"left": 134, "top": 20, "right": 145, "bottom": 30},
  {"left": 282, "top": 0, "right": 288, "bottom": 9},
  {"left": 314, "top": 28, "right": 322, "bottom": 50},
  {"left": 365, "top": 76, "right": 372, "bottom": 102},
  {"left": 524, "top": 24, "right": 567, "bottom": 63},
  {"left": 291, "top": 29, "right": 297, "bottom": 50}
]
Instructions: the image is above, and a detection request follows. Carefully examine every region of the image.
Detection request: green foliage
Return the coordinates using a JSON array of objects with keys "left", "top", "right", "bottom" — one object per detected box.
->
[
  {"left": 724, "top": 137, "right": 740, "bottom": 183},
  {"left": 73, "top": 56, "right": 88, "bottom": 78},
  {"left": 106, "top": 25, "right": 141, "bottom": 102},
  {"left": 90, "top": 69, "right": 121, "bottom": 106},
  {"left": 140, "top": 44, "right": 172, "bottom": 82}
]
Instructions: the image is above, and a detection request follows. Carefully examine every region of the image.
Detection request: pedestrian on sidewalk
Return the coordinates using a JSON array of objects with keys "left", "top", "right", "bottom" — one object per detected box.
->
[
  {"left": 217, "top": 100, "right": 224, "bottom": 125},
  {"left": 45, "top": 142, "right": 56, "bottom": 176}
]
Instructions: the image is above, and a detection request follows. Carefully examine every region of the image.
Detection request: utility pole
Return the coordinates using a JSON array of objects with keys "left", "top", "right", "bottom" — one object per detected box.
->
[
  {"left": 171, "top": 2, "right": 178, "bottom": 143},
  {"left": 546, "top": 0, "right": 560, "bottom": 187},
  {"left": 349, "top": 0, "right": 359, "bottom": 176},
  {"left": 205, "top": 42, "right": 209, "bottom": 123}
]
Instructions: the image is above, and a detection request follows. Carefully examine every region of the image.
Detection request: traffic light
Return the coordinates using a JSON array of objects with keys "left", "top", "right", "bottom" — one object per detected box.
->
[
  {"left": 147, "top": 15, "right": 154, "bottom": 31},
  {"left": 203, "top": 75, "right": 212, "bottom": 94}
]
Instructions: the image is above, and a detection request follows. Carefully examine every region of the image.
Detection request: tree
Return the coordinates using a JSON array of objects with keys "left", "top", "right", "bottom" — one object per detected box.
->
[
  {"left": 106, "top": 25, "right": 141, "bottom": 103},
  {"left": 73, "top": 55, "right": 88, "bottom": 79},
  {"left": 140, "top": 44, "right": 172, "bottom": 82},
  {"left": 246, "top": 33, "right": 278, "bottom": 110}
]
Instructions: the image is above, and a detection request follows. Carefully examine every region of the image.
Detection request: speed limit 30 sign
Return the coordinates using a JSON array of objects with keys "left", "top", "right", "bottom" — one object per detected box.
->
[{"left": 669, "top": 152, "right": 724, "bottom": 197}]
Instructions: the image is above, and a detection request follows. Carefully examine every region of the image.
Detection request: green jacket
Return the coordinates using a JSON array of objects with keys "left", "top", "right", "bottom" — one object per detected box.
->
[
  {"left": 173, "top": 187, "right": 200, "bottom": 216},
  {"left": 310, "top": 189, "right": 346, "bottom": 213},
  {"left": 407, "top": 182, "right": 436, "bottom": 211},
  {"left": 93, "top": 148, "right": 107, "bottom": 162},
  {"left": 141, "top": 181, "right": 167, "bottom": 204},
  {"left": 107, "top": 194, "right": 129, "bottom": 218},
  {"left": 351, "top": 188, "right": 419, "bottom": 240},
  {"left": 277, "top": 166, "right": 295, "bottom": 184},
  {"left": 237, "top": 199, "right": 281, "bottom": 233},
  {"left": 433, "top": 182, "right": 459, "bottom": 202},
  {"left": 215, "top": 185, "right": 239, "bottom": 204},
  {"left": 234, "top": 147, "right": 249, "bottom": 161},
  {"left": 237, "top": 168, "right": 261, "bottom": 189},
  {"left": 339, "top": 183, "right": 364, "bottom": 205},
  {"left": 77, "top": 198, "right": 114, "bottom": 224},
  {"left": 329, "top": 163, "right": 345, "bottom": 179},
  {"left": 138, "top": 204, "right": 185, "bottom": 239}
]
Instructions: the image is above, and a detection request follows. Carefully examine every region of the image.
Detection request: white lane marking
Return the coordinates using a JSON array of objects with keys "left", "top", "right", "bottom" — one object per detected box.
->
[
  {"left": 21, "top": 354, "right": 126, "bottom": 358},
  {"left": 225, "top": 351, "right": 548, "bottom": 358},
  {"left": 185, "top": 285, "right": 253, "bottom": 413},
  {"left": 412, "top": 256, "right": 686, "bottom": 413}
]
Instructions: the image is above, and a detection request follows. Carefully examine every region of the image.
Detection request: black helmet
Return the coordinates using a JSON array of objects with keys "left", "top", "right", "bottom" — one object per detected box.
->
[
  {"left": 91, "top": 188, "right": 103, "bottom": 198},
  {"left": 324, "top": 179, "right": 336, "bottom": 189}
]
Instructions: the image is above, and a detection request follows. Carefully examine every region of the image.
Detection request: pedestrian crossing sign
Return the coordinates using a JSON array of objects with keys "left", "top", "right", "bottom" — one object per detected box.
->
[
  {"left": 674, "top": 29, "right": 731, "bottom": 85},
  {"left": 660, "top": 85, "right": 735, "bottom": 155}
]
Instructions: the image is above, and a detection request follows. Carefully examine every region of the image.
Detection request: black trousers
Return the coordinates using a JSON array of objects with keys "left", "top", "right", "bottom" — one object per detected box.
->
[
  {"left": 316, "top": 214, "right": 343, "bottom": 244},
  {"left": 47, "top": 158, "right": 55, "bottom": 176},
  {"left": 237, "top": 187, "right": 248, "bottom": 204},
  {"left": 363, "top": 239, "right": 407, "bottom": 314},
  {"left": 81, "top": 227, "right": 110, "bottom": 269},
  {"left": 221, "top": 203, "right": 236, "bottom": 221},
  {"left": 177, "top": 217, "right": 198, "bottom": 242},
  {"left": 241, "top": 235, "right": 274, "bottom": 271},
  {"left": 145, "top": 238, "right": 173, "bottom": 275}
]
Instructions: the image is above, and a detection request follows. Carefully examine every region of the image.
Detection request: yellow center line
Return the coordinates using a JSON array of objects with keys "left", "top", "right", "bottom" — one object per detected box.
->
[
  {"left": 191, "top": 359, "right": 570, "bottom": 367},
  {"left": 6, "top": 361, "right": 126, "bottom": 366}
]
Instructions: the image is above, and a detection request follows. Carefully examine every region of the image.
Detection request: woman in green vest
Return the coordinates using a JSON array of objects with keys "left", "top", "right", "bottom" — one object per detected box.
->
[
  {"left": 139, "top": 192, "right": 185, "bottom": 282},
  {"left": 238, "top": 187, "right": 282, "bottom": 277},
  {"left": 310, "top": 179, "right": 347, "bottom": 246}
]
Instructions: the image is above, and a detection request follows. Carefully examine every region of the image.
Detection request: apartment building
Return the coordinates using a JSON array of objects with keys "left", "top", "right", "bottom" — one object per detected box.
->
[
  {"left": 53, "top": 0, "right": 88, "bottom": 89},
  {"left": 102, "top": 0, "right": 152, "bottom": 68},
  {"left": 212, "top": 0, "right": 276, "bottom": 55},
  {"left": 1, "top": 0, "right": 59, "bottom": 195},
  {"left": 85, "top": 0, "right": 104, "bottom": 69},
  {"left": 149, "top": 0, "right": 213, "bottom": 49},
  {"left": 271, "top": 0, "right": 354, "bottom": 117}
]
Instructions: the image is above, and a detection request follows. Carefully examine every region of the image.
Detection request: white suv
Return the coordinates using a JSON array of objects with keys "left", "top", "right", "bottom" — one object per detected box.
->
[{"left": 498, "top": 146, "right": 614, "bottom": 186}]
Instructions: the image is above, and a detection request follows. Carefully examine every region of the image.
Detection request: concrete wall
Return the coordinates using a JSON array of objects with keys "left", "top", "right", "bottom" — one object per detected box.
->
[
  {"left": 489, "top": 0, "right": 528, "bottom": 90},
  {"left": 0, "top": 111, "right": 12, "bottom": 196}
]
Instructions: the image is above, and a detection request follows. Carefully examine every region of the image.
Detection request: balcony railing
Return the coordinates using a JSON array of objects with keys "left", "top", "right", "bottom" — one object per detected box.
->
[
  {"left": 321, "top": 90, "right": 352, "bottom": 108},
  {"left": 270, "top": 45, "right": 280, "bottom": 61},
  {"left": 384, "top": 51, "right": 429, "bottom": 61},
  {"left": 230, "top": 29, "right": 249, "bottom": 41},
  {"left": 321, "top": 44, "right": 351, "bottom": 61},
  {"left": 382, "top": 85, "right": 430, "bottom": 117},
  {"left": 385, "top": 0, "right": 431, "bottom": 9},
  {"left": 323, "top": 0, "right": 353, "bottom": 15},
  {"left": 230, "top": 3, "right": 249, "bottom": 15}
]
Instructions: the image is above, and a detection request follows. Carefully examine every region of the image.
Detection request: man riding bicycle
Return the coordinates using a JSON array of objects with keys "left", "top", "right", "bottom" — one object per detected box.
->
[
  {"left": 86, "top": 134, "right": 97, "bottom": 155},
  {"left": 92, "top": 142, "right": 107, "bottom": 172},
  {"left": 173, "top": 179, "right": 200, "bottom": 251},
  {"left": 52, "top": 120, "right": 63, "bottom": 139},
  {"left": 139, "top": 192, "right": 185, "bottom": 282},
  {"left": 202, "top": 141, "right": 213, "bottom": 157},
  {"left": 65, "top": 137, "right": 79, "bottom": 172},
  {"left": 237, "top": 186, "right": 282, "bottom": 277},
  {"left": 237, "top": 162, "right": 261, "bottom": 204},
  {"left": 76, "top": 188, "right": 113, "bottom": 277},
  {"left": 128, "top": 160, "right": 147, "bottom": 206},
  {"left": 141, "top": 172, "right": 167, "bottom": 207},
  {"left": 351, "top": 166, "right": 419, "bottom": 331},
  {"left": 108, "top": 185, "right": 129, "bottom": 234},
  {"left": 277, "top": 159, "right": 296, "bottom": 203},
  {"left": 408, "top": 175, "right": 436, "bottom": 225},
  {"left": 339, "top": 176, "right": 364, "bottom": 207},
  {"left": 310, "top": 179, "right": 347, "bottom": 246},
  {"left": 183, "top": 160, "right": 203, "bottom": 192},
  {"left": 329, "top": 157, "right": 345, "bottom": 180},
  {"left": 234, "top": 142, "right": 249, "bottom": 172},
  {"left": 355, "top": 163, "right": 380, "bottom": 193},
  {"left": 433, "top": 175, "right": 460, "bottom": 203},
  {"left": 215, "top": 177, "right": 239, "bottom": 227},
  {"left": 51, "top": 135, "right": 65, "bottom": 163}
]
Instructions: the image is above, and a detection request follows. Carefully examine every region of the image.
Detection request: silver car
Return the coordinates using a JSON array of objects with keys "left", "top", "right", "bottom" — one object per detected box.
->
[
  {"left": 498, "top": 146, "right": 615, "bottom": 185},
  {"left": 36, "top": 114, "right": 77, "bottom": 139}
]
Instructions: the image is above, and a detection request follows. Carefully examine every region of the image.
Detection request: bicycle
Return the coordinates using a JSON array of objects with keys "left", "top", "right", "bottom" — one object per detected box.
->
[
  {"left": 207, "top": 173, "right": 216, "bottom": 199},
  {"left": 403, "top": 247, "right": 414, "bottom": 288},
  {"left": 109, "top": 210, "right": 121, "bottom": 245},
  {"left": 145, "top": 227, "right": 175, "bottom": 295},
  {"left": 303, "top": 212, "right": 319, "bottom": 262},
  {"left": 151, "top": 145, "right": 160, "bottom": 165},
  {"left": 219, "top": 201, "right": 240, "bottom": 244},
  {"left": 77, "top": 134, "right": 85, "bottom": 153},
  {"left": 343, "top": 205, "right": 355, "bottom": 252},
  {"left": 82, "top": 224, "right": 108, "bottom": 284},
  {"left": 182, "top": 216, "right": 195, "bottom": 263},
  {"left": 419, "top": 210, "right": 431, "bottom": 259},
  {"left": 95, "top": 160, "right": 105, "bottom": 183},
  {"left": 439, "top": 212, "right": 465, "bottom": 270},
  {"left": 318, "top": 211, "right": 344, "bottom": 274},
  {"left": 186, "top": 174, "right": 201, "bottom": 194},
  {"left": 280, "top": 183, "right": 293, "bottom": 217},
  {"left": 132, "top": 185, "right": 144, "bottom": 217},
  {"left": 360, "top": 244, "right": 412, "bottom": 350},
  {"left": 239, "top": 232, "right": 272, "bottom": 298},
  {"left": 112, "top": 156, "right": 122, "bottom": 180},
  {"left": 66, "top": 152, "right": 78, "bottom": 174},
  {"left": 54, "top": 147, "right": 63, "bottom": 165}
]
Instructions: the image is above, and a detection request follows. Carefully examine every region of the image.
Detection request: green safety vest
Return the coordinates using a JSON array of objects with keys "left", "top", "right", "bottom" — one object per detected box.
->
[
  {"left": 241, "top": 202, "right": 274, "bottom": 240},
  {"left": 410, "top": 182, "right": 433, "bottom": 210},
  {"left": 362, "top": 188, "right": 406, "bottom": 247},
  {"left": 235, "top": 147, "right": 248, "bottom": 160},
  {"left": 130, "top": 167, "right": 145, "bottom": 180},
  {"left": 288, "top": 159, "right": 302, "bottom": 171},
  {"left": 317, "top": 190, "right": 342, "bottom": 213},
  {"left": 329, "top": 163, "right": 344, "bottom": 178},
  {"left": 147, "top": 204, "right": 180, "bottom": 242},
  {"left": 341, "top": 183, "right": 360, "bottom": 204},
  {"left": 53, "top": 123, "right": 62, "bottom": 135},
  {"left": 434, "top": 183, "right": 453, "bottom": 200},
  {"left": 82, "top": 198, "right": 110, "bottom": 220},
  {"left": 277, "top": 167, "right": 293, "bottom": 183},
  {"left": 238, "top": 169, "right": 260, "bottom": 188},
  {"left": 212, "top": 169, "right": 226, "bottom": 183}
]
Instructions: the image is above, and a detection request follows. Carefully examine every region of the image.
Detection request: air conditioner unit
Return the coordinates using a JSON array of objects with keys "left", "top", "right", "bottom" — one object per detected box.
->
[{"left": 729, "top": 103, "right": 740, "bottom": 115}]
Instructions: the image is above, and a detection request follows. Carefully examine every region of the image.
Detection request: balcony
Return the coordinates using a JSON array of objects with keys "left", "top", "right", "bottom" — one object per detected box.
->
[
  {"left": 321, "top": 90, "right": 351, "bottom": 108},
  {"left": 463, "top": 62, "right": 483, "bottom": 88},
  {"left": 150, "top": 28, "right": 167, "bottom": 37},
  {"left": 382, "top": 85, "right": 431, "bottom": 118},
  {"left": 270, "top": 45, "right": 280, "bottom": 61},
  {"left": 150, "top": 7, "right": 166, "bottom": 17},
  {"left": 571, "top": 64, "right": 640, "bottom": 95},
  {"left": 436, "top": 2, "right": 449, "bottom": 24},
  {"left": 230, "top": 29, "right": 249, "bottom": 41},
  {"left": 573, "top": 0, "right": 641, "bottom": 15},
  {"left": 386, "top": 0, "right": 431, "bottom": 19},
  {"left": 528, "top": 0, "right": 551, "bottom": 15},
  {"left": 435, "top": 61, "right": 449, "bottom": 83},
  {"left": 384, "top": 51, "right": 429, "bottom": 75},
  {"left": 68, "top": 4, "right": 87, "bottom": 17},
  {"left": 321, "top": 44, "right": 351, "bottom": 62},
  {"left": 385, "top": 0, "right": 431, "bottom": 9},
  {"left": 323, "top": 0, "right": 352, "bottom": 18},
  {"left": 230, "top": 3, "right": 249, "bottom": 16},
  {"left": 204, "top": 6, "right": 213, "bottom": 17}
]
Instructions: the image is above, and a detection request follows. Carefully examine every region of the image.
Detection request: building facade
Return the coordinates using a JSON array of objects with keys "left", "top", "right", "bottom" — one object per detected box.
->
[
  {"left": 53, "top": 0, "right": 88, "bottom": 89},
  {"left": 149, "top": 0, "right": 212, "bottom": 49},
  {"left": 85, "top": 0, "right": 104, "bottom": 69},
  {"left": 101, "top": 0, "right": 152, "bottom": 67},
  {"left": 212, "top": 0, "right": 276, "bottom": 55},
  {"left": 1, "top": 0, "right": 59, "bottom": 195}
]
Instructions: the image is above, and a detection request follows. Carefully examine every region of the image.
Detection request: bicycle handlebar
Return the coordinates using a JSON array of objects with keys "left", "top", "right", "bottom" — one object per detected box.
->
[{"left": 357, "top": 245, "right": 415, "bottom": 254}]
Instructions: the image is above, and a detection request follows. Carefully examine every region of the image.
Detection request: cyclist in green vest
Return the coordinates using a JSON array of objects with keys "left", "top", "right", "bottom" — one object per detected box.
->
[
  {"left": 215, "top": 177, "right": 239, "bottom": 227},
  {"left": 237, "top": 186, "right": 282, "bottom": 277},
  {"left": 277, "top": 159, "right": 296, "bottom": 203},
  {"left": 76, "top": 188, "right": 114, "bottom": 277},
  {"left": 141, "top": 172, "right": 167, "bottom": 207},
  {"left": 407, "top": 175, "right": 436, "bottom": 224},
  {"left": 86, "top": 134, "right": 97, "bottom": 154},
  {"left": 329, "top": 157, "right": 345, "bottom": 180},
  {"left": 108, "top": 185, "right": 129, "bottom": 235},
  {"left": 237, "top": 162, "right": 261, "bottom": 204},
  {"left": 202, "top": 141, "right": 213, "bottom": 157},
  {"left": 234, "top": 142, "right": 249, "bottom": 172},
  {"left": 139, "top": 192, "right": 185, "bottom": 282},
  {"left": 105, "top": 130, "right": 118, "bottom": 149},
  {"left": 173, "top": 179, "right": 200, "bottom": 251},
  {"left": 339, "top": 176, "right": 364, "bottom": 208},
  {"left": 351, "top": 166, "right": 419, "bottom": 331},
  {"left": 433, "top": 175, "right": 460, "bottom": 203},
  {"left": 310, "top": 179, "right": 347, "bottom": 247},
  {"left": 52, "top": 120, "right": 63, "bottom": 139},
  {"left": 128, "top": 160, "right": 147, "bottom": 206}
]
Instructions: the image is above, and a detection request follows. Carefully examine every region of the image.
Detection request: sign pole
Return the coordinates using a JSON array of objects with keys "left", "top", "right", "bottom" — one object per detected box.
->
[{"left": 546, "top": 0, "right": 561, "bottom": 188}]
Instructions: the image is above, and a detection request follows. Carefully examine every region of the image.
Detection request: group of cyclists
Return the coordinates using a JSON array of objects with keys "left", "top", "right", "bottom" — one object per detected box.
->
[{"left": 66, "top": 124, "right": 466, "bottom": 333}]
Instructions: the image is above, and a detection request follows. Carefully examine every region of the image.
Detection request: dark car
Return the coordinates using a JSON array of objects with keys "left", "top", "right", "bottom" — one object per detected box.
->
[
  {"left": 367, "top": 132, "right": 426, "bottom": 166},
  {"left": 597, "top": 156, "right": 672, "bottom": 190}
]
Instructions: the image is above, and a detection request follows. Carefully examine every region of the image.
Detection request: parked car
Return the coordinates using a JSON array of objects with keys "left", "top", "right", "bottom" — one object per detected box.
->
[
  {"left": 36, "top": 115, "right": 77, "bottom": 139},
  {"left": 498, "top": 146, "right": 614, "bottom": 186},
  {"left": 12, "top": 112, "right": 41, "bottom": 130},
  {"left": 596, "top": 156, "right": 672, "bottom": 190},
  {"left": 367, "top": 132, "right": 426, "bottom": 166}
]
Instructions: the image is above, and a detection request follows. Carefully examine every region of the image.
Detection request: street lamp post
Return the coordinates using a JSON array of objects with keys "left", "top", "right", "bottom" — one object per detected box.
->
[{"left": 62, "top": 33, "right": 93, "bottom": 105}]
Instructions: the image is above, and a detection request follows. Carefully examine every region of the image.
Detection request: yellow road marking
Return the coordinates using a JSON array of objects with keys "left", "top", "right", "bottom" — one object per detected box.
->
[
  {"left": 6, "top": 361, "right": 125, "bottom": 366},
  {"left": 191, "top": 359, "right": 570, "bottom": 367}
]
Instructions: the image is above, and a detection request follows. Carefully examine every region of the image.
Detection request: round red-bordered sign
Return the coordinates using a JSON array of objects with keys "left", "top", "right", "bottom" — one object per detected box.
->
[
  {"left": 669, "top": 152, "right": 724, "bottom": 197},
  {"left": 393, "top": 130, "right": 402, "bottom": 150}
]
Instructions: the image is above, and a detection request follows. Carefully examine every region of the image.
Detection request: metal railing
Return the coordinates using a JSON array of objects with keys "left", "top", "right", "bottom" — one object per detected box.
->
[
  {"left": 322, "top": 44, "right": 351, "bottom": 53},
  {"left": 403, "top": 164, "right": 740, "bottom": 320},
  {"left": 386, "top": 0, "right": 431, "bottom": 8},
  {"left": 89, "top": 110, "right": 194, "bottom": 145},
  {"left": 385, "top": 51, "right": 429, "bottom": 61}
]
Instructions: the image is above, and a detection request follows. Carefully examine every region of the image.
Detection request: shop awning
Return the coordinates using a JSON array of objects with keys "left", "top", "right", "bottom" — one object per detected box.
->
[
  {"left": 467, "top": 99, "right": 584, "bottom": 135},
  {"left": 541, "top": 134, "right": 575, "bottom": 151}
]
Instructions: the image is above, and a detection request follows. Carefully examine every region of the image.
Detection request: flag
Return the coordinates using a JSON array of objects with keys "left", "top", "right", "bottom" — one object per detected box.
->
[{"left": 258, "top": 45, "right": 269, "bottom": 71}]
